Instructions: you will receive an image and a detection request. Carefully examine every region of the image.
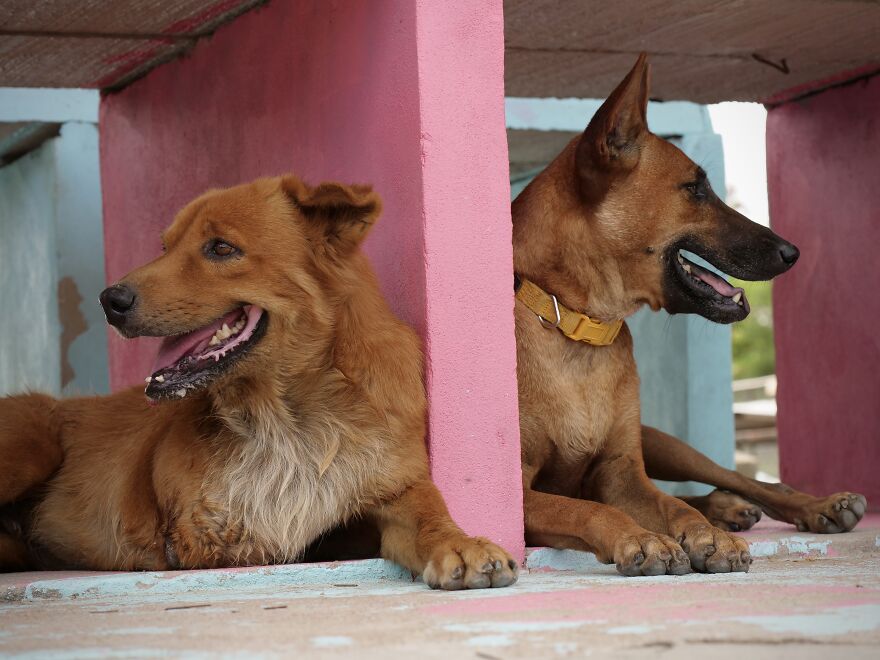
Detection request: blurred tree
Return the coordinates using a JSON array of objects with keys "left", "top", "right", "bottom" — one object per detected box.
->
[{"left": 731, "top": 278, "right": 775, "bottom": 379}]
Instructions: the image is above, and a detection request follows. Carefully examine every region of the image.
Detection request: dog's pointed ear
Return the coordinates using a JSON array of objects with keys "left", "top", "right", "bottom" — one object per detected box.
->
[
  {"left": 281, "top": 175, "right": 382, "bottom": 251},
  {"left": 578, "top": 53, "right": 650, "bottom": 173}
]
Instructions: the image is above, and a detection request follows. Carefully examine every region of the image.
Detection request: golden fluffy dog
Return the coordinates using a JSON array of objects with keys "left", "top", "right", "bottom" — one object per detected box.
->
[{"left": 0, "top": 175, "right": 517, "bottom": 590}]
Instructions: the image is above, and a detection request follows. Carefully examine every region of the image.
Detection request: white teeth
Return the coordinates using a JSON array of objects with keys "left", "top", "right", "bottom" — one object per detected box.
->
[
  {"left": 732, "top": 292, "right": 742, "bottom": 304},
  {"left": 677, "top": 253, "right": 684, "bottom": 264},
  {"left": 145, "top": 377, "right": 152, "bottom": 383},
  {"left": 683, "top": 264, "right": 692, "bottom": 274},
  {"left": 176, "top": 388, "right": 187, "bottom": 398},
  {"left": 207, "top": 316, "right": 246, "bottom": 348},
  {"left": 154, "top": 375, "right": 165, "bottom": 383}
]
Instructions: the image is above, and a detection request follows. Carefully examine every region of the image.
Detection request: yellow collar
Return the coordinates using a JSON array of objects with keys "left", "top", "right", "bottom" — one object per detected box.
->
[{"left": 515, "top": 277, "right": 623, "bottom": 346}]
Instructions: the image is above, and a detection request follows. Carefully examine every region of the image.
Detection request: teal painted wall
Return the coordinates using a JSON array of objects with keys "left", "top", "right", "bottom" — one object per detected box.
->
[
  {"left": 0, "top": 142, "right": 61, "bottom": 395},
  {"left": 0, "top": 119, "right": 107, "bottom": 397}
]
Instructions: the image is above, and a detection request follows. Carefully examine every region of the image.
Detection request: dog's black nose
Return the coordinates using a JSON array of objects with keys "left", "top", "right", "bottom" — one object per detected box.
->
[
  {"left": 100, "top": 284, "right": 137, "bottom": 327},
  {"left": 779, "top": 242, "right": 800, "bottom": 266}
]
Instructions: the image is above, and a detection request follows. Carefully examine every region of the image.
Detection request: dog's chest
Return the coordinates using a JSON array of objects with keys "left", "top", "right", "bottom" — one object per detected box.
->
[
  {"left": 519, "top": 325, "right": 638, "bottom": 462},
  {"left": 172, "top": 422, "right": 388, "bottom": 568}
]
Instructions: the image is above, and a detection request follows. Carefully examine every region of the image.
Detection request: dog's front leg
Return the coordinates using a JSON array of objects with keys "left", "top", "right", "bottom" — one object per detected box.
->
[
  {"left": 524, "top": 487, "right": 691, "bottom": 576},
  {"left": 587, "top": 420, "right": 752, "bottom": 573},
  {"left": 372, "top": 479, "right": 518, "bottom": 590}
]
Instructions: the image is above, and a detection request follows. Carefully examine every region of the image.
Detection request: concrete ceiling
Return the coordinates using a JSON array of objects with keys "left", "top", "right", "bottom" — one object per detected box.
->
[
  {"left": 0, "top": 0, "right": 877, "bottom": 104},
  {"left": 0, "top": 0, "right": 264, "bottom": 89},
  {"left": 504, "top": 0, "right": 880, "bottom": 103}
]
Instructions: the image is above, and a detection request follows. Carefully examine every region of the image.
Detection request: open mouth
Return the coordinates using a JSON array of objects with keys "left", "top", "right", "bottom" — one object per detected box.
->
[
  {"left": 144, "top": 305, "right": 267, "bottom": 400},
  {"left": 670, "top": 248, "right": 749, "bottom": 321}
]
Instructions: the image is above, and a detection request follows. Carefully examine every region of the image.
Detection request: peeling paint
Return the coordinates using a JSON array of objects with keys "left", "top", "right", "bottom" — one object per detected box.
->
[
  {"left": 445, "top": 621, "right": 587, "bottom": 634},
  {"left": 749, "top": 535, "right": 832, "bottom": 558},
  {"left": 311, "top": 636, "right": 353, "bottom": 648},
  {"left": 57, "top": 276, "right": 87, "bottom": 388},
  {"left": 606, "top": 624, "right": 660, "bottom": 635},
  {"left": 17, "top": 559, "right": 413, "bottom": 603},
  {"left": 526, "top": 547, "right": 605, "bottom": 573},
  {"left": 732, "top": 604, "right": 880, "bottom": 635},
  {"left": 466, "top": 634, "right": 513, "bottom": 647}
]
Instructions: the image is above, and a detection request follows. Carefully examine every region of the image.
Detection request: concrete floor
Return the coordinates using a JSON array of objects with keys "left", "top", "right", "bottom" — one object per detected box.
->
[{"left": 1, "top": 516, "right": 878, "bottom": 659}]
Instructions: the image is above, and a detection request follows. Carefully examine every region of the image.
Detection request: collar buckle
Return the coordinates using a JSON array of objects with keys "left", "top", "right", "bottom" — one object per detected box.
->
[{"left": 536, "top": 293, "right": 562, "bottom": 330}]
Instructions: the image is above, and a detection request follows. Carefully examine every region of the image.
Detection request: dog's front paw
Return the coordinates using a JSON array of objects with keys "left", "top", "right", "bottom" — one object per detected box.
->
[
  {"left": 793, "top": 492, "right": 867, "bottom": 534},
  {"left": 677, "top": 523, "right": 751, "bottom": 573},
  {"left": 422, "top": 537, "right": 518, "bottom": 590},
  {"left": 612, "top": 532, "right": 691, "bottom": 577},
  {"left": 702, "top": 489, "right": 762, "bottom": 532}
]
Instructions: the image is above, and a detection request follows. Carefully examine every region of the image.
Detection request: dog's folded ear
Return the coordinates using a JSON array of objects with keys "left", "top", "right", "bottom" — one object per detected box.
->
[
  {"left": 578, "top": 52, "right": 650, "bottom": 174},
  {"left": 281, "top": 175, "right": 382, "bottom": 251}
]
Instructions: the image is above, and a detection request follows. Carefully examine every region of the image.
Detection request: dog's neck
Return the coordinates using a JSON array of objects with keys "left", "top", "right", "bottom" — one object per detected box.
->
[{"left": 512, "top": 146, "right": 641, "bottom": 323}]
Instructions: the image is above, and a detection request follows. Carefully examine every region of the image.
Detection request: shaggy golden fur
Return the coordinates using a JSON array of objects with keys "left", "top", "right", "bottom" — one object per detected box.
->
[{"left": 0, "top": 175, "right": 517, "bottom": 590}]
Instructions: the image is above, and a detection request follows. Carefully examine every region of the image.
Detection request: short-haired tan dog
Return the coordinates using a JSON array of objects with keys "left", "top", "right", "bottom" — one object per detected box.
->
[
  {"left": 0, "top": 176, "right": 518, "bottom": 590},
  {"left": 513, "top": 54, "right": 865, "bottom": 577}
]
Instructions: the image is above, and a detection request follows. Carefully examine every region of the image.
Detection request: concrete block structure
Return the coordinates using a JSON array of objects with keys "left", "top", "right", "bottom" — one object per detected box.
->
[{"left": 0, "top": 0, "right": 878, "bottom": 565}]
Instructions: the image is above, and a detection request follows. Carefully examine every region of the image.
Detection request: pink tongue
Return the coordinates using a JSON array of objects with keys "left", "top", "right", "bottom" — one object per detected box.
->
[
  {"left": 693, "top": 265, "right": 740, "bottom": 297},
  {"left": 151, "top": 309, "right": 243, "bottom": 374}
]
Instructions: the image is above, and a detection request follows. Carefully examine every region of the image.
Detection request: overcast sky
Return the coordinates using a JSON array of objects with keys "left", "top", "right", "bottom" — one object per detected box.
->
[{"left": 708, "top": 102, "right": 770, "bottom": 227}]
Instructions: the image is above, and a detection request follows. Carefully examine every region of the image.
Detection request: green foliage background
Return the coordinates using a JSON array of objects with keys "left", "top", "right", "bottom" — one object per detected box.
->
[{"left": 731, "top": 278, "right": 775, "bottom": 379}]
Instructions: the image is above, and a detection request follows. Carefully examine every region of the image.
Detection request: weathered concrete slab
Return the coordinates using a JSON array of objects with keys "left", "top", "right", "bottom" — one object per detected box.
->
[
  {"left": 1, "top": 517, "right": 877, "bottom": 657},
  {"left": 0, "top": 0, "right": 265, "bottom": 88},
  {"left": 504, "top": 0, "right": 880, "bottom": 102},
  {"left": 1, "top": 0, "right": 877, "bottom": 102}
]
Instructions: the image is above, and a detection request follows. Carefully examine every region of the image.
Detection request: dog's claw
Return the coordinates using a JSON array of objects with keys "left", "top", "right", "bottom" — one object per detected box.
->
[
  {"left": 423, "top": 537, "right": 518, "bottom": 591},
  {"left": 614, "top": 533, "right": 691, "bottom": 577},
  {"left": 677, "top": 523, "right": 750, "bottom": 574}
]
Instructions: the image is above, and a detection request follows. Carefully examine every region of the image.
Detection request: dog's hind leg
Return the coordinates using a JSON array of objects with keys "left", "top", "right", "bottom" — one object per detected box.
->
[
  {"left": 641, "top": 425, "right": 867, "bottom": 534},
  {"left": 0, "top": 393, "right": 62, "bottom": 504},
  {"left": 372, "top": 479, "right": 518, "bottom": 590},
  {"left": 678, "top": 490, "right": 762, "bottom": 532}
]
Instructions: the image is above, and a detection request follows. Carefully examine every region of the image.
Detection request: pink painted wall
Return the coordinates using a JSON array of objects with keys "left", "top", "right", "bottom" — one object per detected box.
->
[
  {"left": 767, "top": 74, "right": 880, "bottom": 508},
  {"left": 413, "top": 3, "right": 523, "bottom": 553},
  {"left": 100, "top": 0, "right": 524, "bottom": 556}
]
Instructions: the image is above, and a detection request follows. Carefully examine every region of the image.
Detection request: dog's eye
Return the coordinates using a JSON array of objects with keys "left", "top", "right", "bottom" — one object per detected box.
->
[
  {"left": 204, "top": 239, "right": 240, "bottom": 260},
  {"left": 683, "top": 181, "right": 707, "bottom": 200}
]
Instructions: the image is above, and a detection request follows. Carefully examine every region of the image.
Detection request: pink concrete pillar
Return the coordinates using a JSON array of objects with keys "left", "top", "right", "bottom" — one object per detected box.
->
[
  {"left": 767, "top": 74, "right": 880, "bottom": 508},
  {"left": 99, "top": 0, "right": 524, "bottom": 557}
]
